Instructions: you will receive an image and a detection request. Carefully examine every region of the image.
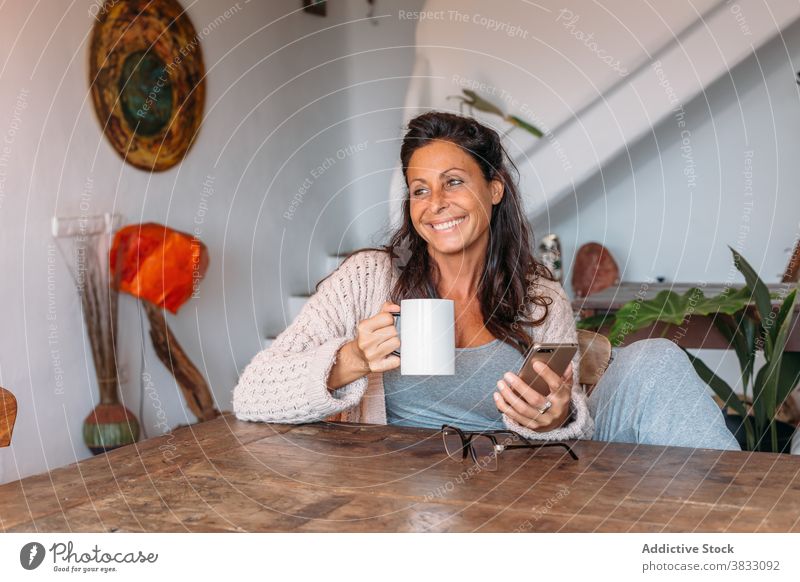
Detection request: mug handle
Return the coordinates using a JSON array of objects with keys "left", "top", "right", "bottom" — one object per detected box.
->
[{"left": 391, "top": 312, "right": 401, "bottom": 357}]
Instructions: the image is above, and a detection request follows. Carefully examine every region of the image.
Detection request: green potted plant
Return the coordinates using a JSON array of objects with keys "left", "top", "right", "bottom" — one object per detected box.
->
[{"left": 578, "top": 247, "right": 800, "bottom": 453}]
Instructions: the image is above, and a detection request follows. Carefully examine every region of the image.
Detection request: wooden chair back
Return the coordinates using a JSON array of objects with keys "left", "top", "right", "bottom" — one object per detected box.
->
[
  {"left": 577, "top": 329, "right": 612, "bottom": 396},
  {"left": 0, "top": 387, "right": 17, "bottom": 447}
]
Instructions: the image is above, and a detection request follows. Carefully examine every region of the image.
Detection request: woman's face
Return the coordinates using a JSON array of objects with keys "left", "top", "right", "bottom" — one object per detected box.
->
[{"left": 406, "top": 140, "right": 504, "bottom": 257}]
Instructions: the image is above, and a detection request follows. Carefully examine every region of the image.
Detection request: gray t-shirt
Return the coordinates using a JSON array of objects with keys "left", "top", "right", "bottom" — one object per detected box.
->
[{"left": 383, "top": 338, "right": 526, "bottom": 432}]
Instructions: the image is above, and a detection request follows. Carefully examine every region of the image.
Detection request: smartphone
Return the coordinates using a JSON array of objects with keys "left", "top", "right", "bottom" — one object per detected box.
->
[{"left": 516, "top": 343, "right": 578, "bottom": 396}]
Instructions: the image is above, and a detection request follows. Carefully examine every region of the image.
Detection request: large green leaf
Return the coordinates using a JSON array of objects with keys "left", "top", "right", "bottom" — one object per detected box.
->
[
  {"left": 752, "top": 360, "right": 770, "bottom": 435},
  {"left": 730, "top": 247, "right": 774, "bottom": 353},
  {"left": 608, "top": 288, "right": 695, "bottom": 345},
  {"left": 770, "top": 287, "right": 798, "bottom": 347},
  {"left": 693, "top": 286, "right": 754, "bottom": 314},
  {"left": 607, "top": 286, "right": 753, "bottom": 346},
  {"left": 741, "top": 315, "right": 759, "bottom": 391},
  {"left": 711, "top": 312, "right": 757, "bottom": 397},
  {"left": 576, "top": 312, "right": 616, "bottom": 330},
  {"left": 754, "top": 288, "right": 799, "bottom": 426},
  {"left": 682, "top": 350, "right": 747, "bottom": 416}
]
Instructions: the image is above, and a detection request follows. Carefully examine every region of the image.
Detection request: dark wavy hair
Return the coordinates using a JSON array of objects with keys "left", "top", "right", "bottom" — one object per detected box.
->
[{"left": 318, "top": 111, "right": 553, "bottom": 354}]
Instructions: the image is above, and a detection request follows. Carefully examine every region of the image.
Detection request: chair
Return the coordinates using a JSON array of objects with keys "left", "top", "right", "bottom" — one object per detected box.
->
[
  {"left": 0, "top": 387, "right": 17, "bottom": 447},
  {"left": 577, "top": 329, "right": 612, "bottom": 397}
]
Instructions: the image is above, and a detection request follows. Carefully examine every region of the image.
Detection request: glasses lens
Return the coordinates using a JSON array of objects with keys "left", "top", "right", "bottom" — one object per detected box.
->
[
  {"left": 442, "top": 428, "right": 464, "bottom": 460},
  {"left": 470, "top": 435, "right": 499, "bottom": 471}
]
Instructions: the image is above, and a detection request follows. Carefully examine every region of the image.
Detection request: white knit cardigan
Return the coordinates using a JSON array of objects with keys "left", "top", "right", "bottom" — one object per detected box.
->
[{"left": 233, "top": 250, "right": 595, "bottom": 442}]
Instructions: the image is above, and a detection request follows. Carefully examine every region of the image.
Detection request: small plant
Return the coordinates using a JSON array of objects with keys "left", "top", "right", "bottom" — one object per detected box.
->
[
  {"left": 578, "top": 247, "right": 800, "bottom": 452},
  {"left": 447, "top": 89, "right": 543, "bottom": 138}
]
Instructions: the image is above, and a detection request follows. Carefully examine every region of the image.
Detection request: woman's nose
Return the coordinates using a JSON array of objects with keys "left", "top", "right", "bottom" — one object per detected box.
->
[{"left": 428, "top": 188, "right": 449, "bottom": 212}]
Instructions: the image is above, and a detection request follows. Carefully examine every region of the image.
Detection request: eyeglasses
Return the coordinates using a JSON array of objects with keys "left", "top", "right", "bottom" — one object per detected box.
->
[{"left": 440, "top": 424, "right": 579, "bottom": 472}]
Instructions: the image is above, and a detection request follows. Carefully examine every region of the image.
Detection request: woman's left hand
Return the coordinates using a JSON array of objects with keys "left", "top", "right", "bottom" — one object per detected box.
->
[{"left": 493, "top": 361, "right": 573, "bottom": 432}]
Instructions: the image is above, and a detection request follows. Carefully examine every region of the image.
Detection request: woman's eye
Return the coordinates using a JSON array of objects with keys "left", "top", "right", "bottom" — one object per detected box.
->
[{"left": 410, "top": 180, "right": 460, "bottom": 196}]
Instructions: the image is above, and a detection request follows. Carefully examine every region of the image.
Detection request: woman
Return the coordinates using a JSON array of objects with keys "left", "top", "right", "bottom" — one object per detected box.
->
[{"left": 234, "top": 111, "right": 739, "bottom": 451}]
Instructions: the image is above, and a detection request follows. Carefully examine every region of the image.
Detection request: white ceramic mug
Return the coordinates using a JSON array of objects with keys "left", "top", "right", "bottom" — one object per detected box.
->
[{"left": 391, "top": 298, "right": 455, "bottom": 375}]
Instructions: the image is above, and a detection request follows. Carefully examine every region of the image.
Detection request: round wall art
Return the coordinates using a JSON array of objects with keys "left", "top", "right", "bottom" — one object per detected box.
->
[{"left": 89, "top": 0, "right": 205, "bottom": 172}]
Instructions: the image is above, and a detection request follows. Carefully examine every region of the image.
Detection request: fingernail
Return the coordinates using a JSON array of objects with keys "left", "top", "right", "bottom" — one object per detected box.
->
[
  {"left": 493, "top": 392, "right": 500, "bottom": 401},
  {"left": 503, "top": 372, "right": 514, "bottom": 382}
]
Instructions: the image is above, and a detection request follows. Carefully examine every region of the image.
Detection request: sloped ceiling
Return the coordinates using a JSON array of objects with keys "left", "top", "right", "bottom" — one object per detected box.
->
[{"left": 388, "top": 0, "right": 800, "bottom": 222}]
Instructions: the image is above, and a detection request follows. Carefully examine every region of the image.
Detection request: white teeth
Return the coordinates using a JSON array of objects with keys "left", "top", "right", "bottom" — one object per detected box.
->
[{"left": 431, "top": 217, "right": 465, "bottom": 231}]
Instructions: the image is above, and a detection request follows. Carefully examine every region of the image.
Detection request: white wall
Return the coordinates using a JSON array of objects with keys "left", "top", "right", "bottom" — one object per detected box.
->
[{"left": 0, "top": 0, "right": 420, "bottom": 483}]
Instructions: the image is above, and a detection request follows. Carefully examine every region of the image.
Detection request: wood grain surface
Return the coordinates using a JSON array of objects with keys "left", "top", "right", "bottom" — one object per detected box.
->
[{"left": 1, "top": 414, "right": 798, "bottom": 532}]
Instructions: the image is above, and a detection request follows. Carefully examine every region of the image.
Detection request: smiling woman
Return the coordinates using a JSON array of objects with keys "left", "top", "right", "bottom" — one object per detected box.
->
[
  {"left": 388, "top": 112, "right": 553, "bottom": 354},
  {"left": 233, "top": 111, "right": 740, "bottom": 452}
]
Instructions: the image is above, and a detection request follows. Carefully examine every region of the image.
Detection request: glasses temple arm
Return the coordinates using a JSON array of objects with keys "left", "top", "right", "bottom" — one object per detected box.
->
[{"left": 501, "top": 442, "right": 579, "bottom": 460}]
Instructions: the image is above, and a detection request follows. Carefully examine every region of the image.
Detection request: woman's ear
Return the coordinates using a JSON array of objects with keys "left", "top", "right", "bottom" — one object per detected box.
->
[{"left": 491, "top": 178, "right": 504, "bottom": 205}]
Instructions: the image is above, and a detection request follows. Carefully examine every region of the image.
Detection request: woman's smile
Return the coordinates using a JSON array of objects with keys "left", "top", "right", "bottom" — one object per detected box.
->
[{"left": 428, "top": 215, "right": 467, "bottom": 232}]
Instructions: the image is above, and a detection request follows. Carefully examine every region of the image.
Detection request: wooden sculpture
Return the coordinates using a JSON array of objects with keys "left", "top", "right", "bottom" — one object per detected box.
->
[
  {"left": 111, "top": 223, "right": 219, "bottom": 422},
  {"left": 0, "top": 387, "right": 17, "bottom": 447},
  {"left": 571, "top": 242, "right": 621, "bottom": 298}
]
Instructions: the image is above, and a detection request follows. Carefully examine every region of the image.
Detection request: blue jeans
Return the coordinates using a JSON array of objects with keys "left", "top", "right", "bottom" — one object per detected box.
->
[{"left": 587, "top": 338, "right": 741, "bottom": 451}]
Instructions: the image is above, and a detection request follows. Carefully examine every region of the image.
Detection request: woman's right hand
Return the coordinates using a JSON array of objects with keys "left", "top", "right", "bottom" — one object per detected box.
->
[
  {"left": 327, "top": 302, "right": 400, "bottom": 391},
  {"left": 352, "top": 301, "right": 401, "bottom": 373}
]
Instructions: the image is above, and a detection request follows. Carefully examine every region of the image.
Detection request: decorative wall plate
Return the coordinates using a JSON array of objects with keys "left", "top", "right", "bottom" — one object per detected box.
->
[{"left": 89, "top": 0, "right": 205, "bottom": 172}]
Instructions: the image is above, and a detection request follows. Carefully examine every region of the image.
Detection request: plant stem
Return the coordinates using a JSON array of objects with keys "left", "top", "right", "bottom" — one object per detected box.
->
[{"left": 771, "top": 421, "right": 778, "bottom": 453}]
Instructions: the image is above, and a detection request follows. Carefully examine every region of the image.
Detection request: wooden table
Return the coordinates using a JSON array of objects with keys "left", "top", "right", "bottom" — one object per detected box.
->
[
  {"left": 574, "top": 282, "right": 800, "bottom": 351},
  {"left": 2, "top": 414, "right": 799, "bottom": 532}
]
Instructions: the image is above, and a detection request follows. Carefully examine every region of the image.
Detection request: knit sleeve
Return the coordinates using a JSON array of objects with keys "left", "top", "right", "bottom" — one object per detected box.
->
[
  {"left": 232, "top": 251, "right": 389, "bottom": 424},
  {"left": 501, "top": 278, "right": 595, "bottom": 441}
]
